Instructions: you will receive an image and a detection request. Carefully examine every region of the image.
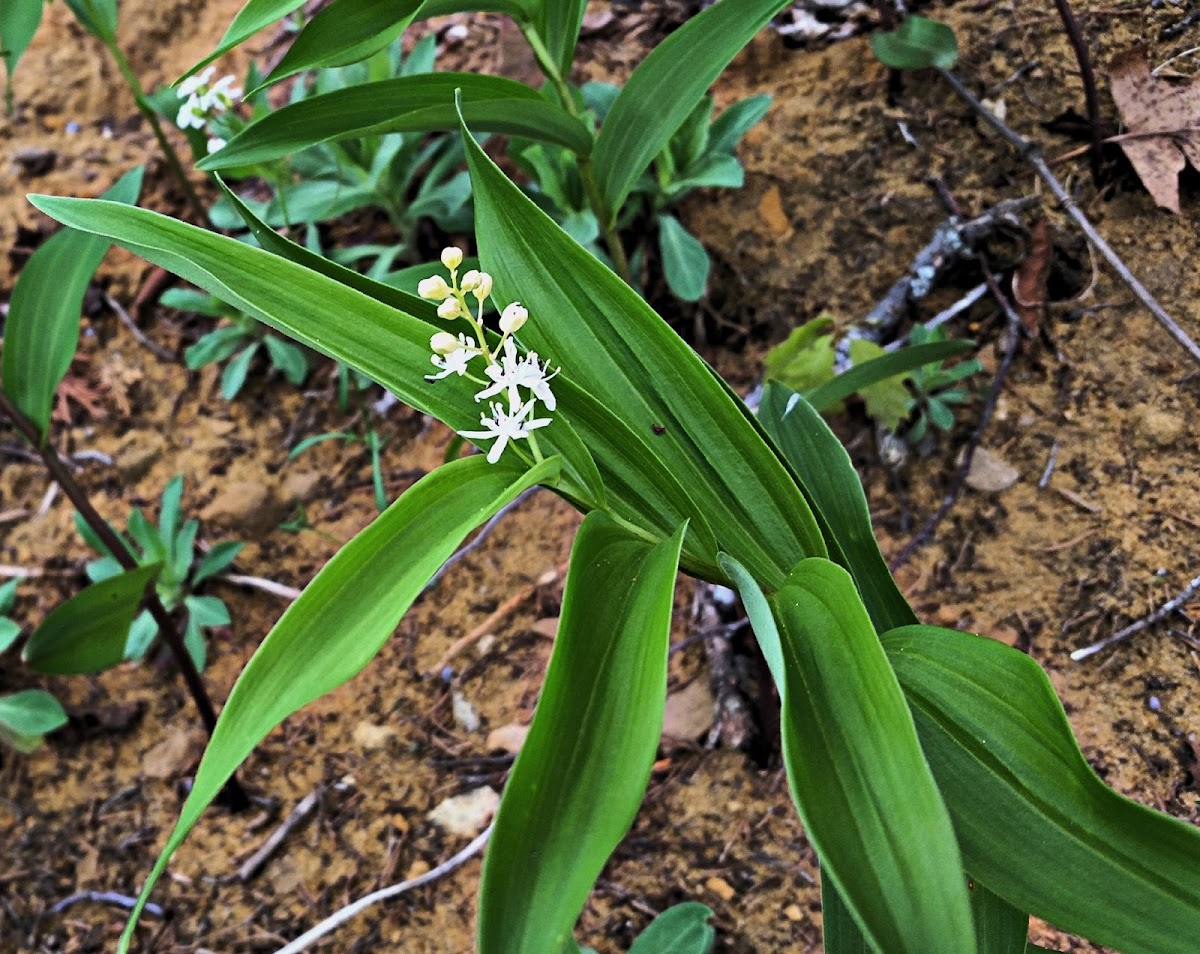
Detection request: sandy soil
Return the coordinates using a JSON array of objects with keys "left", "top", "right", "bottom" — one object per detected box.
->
[{"left": 2, "top": 1, "right": 1198, "bottom": 952}]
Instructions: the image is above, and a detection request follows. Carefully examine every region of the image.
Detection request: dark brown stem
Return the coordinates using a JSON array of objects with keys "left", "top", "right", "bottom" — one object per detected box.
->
[
  {"left": 1052, "top": 0, "right": 1104, "bottom": 184},
  {"left": 0, "top": 390, "right": 248, "bottom": 809}
]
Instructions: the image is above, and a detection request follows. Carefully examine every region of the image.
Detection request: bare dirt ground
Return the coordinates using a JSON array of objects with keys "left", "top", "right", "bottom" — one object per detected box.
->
[{"left": 2, "top": 1, "right": 1198, "bottom": 952}]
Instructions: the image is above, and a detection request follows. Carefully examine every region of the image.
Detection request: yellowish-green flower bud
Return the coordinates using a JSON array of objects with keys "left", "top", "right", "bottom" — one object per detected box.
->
[
  {"left": 440, "top": 247, "right": 464, "bottom": 271},
  {"left": 437, "top": 298, "right": 462, "bottom": 320},
  {"left": 430, "top": 331, "right": 459, "bottom": 354},
  {"left": 418, "top": 275, "right": 451, "bottom": 301},
  {"left": 459, "top": 269, "right": 482, "bottom": 292},
  {"left": 499, "top": 302, "right": 528, "bottom": 334}
]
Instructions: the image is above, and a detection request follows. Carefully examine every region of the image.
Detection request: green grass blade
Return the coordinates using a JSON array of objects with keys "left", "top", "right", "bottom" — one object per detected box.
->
[
  {"left": 534, "top": 0, "right": 587, "bottom": 76},
  {"left": 258, "top": 0, "right": 426, "bottom": 89},
  {"left": 22, "top": 563, "right": 162, "bottom": 675},
  {"left": 590, "top": 0, "right": 790, "bottom": 220},
  {"left": 802, "top": 339, "right": 973, "bottom": 412},
  {"left": 770, "top": 559, "right": 975, "bottom": 953},
  {"left": 26, "top": 194, "right": 602, "bottom": 506},
  {"left": 461, "top": 110, "right": 824, "bottom": 585},
  {"left": 478, "top": 513, "right": 685, "bottom": 953},
  {"left": 199, "top": 74, "right": 591, "bottom": 170},
  {"left": 883, "top": 624, "right": 1200, "bottom": 954},
  {"left": 1, "top": 0, "right": 44, "bottom": 101},
  {"left": 2, "top": 167, "right": 142, "bottom": 441},
  {"left": 758, "top": 383, "right": 914, "bottom": 632},
  {"left": 118, "top": 455, "right": 558, "bottom": 952},
  {"left": 180, "top": 0, "right": 309, "bottom": 82}
]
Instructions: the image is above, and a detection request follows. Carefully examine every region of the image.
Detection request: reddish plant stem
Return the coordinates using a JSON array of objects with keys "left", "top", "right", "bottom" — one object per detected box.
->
[
  {"left": 0, "top": 390, "right": 248, "bottom": 809},
  {"left": 1052, "top": 0, "right": 1105, "bottom": 183}
]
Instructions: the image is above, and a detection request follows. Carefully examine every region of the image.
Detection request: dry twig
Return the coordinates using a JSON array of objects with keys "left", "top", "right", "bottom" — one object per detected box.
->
[{"left": 1071, "top": 573, "right": 1200, "bottom": 661}]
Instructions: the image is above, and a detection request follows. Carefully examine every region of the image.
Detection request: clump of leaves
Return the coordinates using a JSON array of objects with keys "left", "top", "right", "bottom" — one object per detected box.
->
[
  {"left": 904, "top": 324, "right": 982, "bottom": 443},
  {"left": 165, "top": 288, "right": 309, "bottom": 400},
  {"left": 0, "top": 581, "right": 70, "bottom": 753},
  {"left": 518, "top": 85, "right": 770, "bottom": 302},
  {"left": 76, "top": 476, "right": 243, "bottom": 670},
  {"left": 871, "top": 15, "right": 958, "bottom": 71}
]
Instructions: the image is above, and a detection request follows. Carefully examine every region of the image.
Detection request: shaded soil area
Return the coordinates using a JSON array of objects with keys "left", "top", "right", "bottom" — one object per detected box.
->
[{"left": 3, "top": 1, "right": 1199, "bottom": 952}]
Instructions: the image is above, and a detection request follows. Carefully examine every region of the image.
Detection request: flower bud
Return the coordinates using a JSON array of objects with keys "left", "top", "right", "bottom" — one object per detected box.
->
[
  {"left": 459, "top": 269, "right": 482, "bottom": 292},
  {"left": 440, "top": 246, "right": 463, "bottom": 271},
  {"left": 499, "top": 302, "right": 528, "bottom": 334},
  {"left": 472, "top": 271, "right": 494, "bottom": 301},
  {"left": 418, "top": 275, "right": 451, "bottom": 301},
  {"left": 430, "top": 331, "right": 459, "bottom": 354},
  {"left": 437, "top": 297, "right": 462, "bottom": 320}
]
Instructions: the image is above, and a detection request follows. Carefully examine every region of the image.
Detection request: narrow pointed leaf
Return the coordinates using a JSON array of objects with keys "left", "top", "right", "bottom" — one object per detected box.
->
[
  {"left": 802, "top": 339, "right": 973, "bottom": 412},
  {"left": 415, "top": 0, "right": 530, "bottom": 19},
  {"left": 3, "top": 167, "right": 142, "bottom": 441},
  {"left": 23, "top": 563, "right": 162, "bottom": 674},
  {"left": 657, "top": 214, "right": 710, "bottom": 302},
  {"left": 1, "top": 0, "right": 44, "bottom": 96},
  {"left": 882, "top": 625, "right": 1200, "bottom": 954},
  {"left": 821, "top": 878, "right": 873, "bottom": 954},
  {"left": 259, "top": 0, "right": 426, "bottom": 89},
  {"left": 478, "top": 514, "right": 686, "bottom": 953},
  {"left": 970, "top": 881, "right": 1029, "bottom": 954},
  {"left": 193, "top": 541, "right": 245, "bottom": 585},
  {"left": 199, "top": 74, "right": 591, "bottom": 171},
  {"left": 590, "top": 0, "right": 791, "bottom": 219},
  {"left": 628, "top": 903, "right": 715, "bottom": 954},
  {"left": 27, "top": 195, "right": 602, "bottom": 507},
  {"left": 462, "top": 112, "right": 825, "bottom": 586},
  {"left": 180, "top": 0, "right": 309, "bottom": 82},
  {"left": 769, "top": 559, "right": 974, "bottom": 953},
  {"left": 119, "top": 455, "right": 558, "bottom": 952},
  {"left": 535, "top": 0, "right": 587, "bottom": 76}
]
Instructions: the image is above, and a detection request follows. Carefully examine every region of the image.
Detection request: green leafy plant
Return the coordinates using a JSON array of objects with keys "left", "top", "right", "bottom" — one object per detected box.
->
[
  {"left": 871, "top": 14, "right": 959, "bottom": 71},
  {"left": 165, "top": 287, "right": 309, "bottom": 399},
  {"left": 904, "top": 324, "right": 983, "bottom": 444},
  {"left": 25, "top": 2, "right": 1200, "bottom": 952},
  {"left": 75, "top": 476, "right": 244, "bottom": 671},
  {"left": 0, "top": 688, "right": 68, "bottom": 754}
]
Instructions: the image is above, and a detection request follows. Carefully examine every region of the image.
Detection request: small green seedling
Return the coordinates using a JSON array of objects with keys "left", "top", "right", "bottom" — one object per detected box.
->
[
  {"left": 0, "top": 579, "right": 20, "bottom": 654},
  {"left": 871, "top": 15, "right": 959, "bottom": 71},
  {"left": 76, "top": 476, "right": 244, "bottom": 670},
  {"left": 904, "top": 324, "right": 982, "bottom": 444},
  {"left": 165, "top": 288, "right": 309, "bottom": 399},
  {"left": 0, "top": 688, "right": 68, "bottom": 754}
]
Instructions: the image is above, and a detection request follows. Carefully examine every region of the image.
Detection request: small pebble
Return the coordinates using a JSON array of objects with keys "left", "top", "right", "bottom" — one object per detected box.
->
[{"left": 1149, "top": 696, "right": 1162, "bottom": 712}]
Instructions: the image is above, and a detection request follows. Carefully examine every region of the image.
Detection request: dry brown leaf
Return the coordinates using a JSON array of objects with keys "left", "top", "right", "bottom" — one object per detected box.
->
[
  {"left": 1110, "top": 49, "right": 1200, "bottom": 213},
  {"left": 1012, "top": 217, "right": 1052, "bottom": 340}
]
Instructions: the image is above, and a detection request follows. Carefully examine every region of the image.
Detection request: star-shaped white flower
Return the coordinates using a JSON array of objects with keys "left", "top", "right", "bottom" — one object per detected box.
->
[
  {"left": 177, "top": 67, "right": 216, "bottom": 100},
  {"left": 205, "top": 74, "right": 242, "bottom": 111},
  {"left": 473, "top": 337, "right": 526, "bottom": 408},
  {"left": 425, "top": 335, "right": 479, "bottom": 381},
  {"left": 459, "top": 400, "right": 551, "bottom": 464}
]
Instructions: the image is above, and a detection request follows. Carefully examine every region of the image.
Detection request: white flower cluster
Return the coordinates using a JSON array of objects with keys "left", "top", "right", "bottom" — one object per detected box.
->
[
  {"left": 421, "top": 247, "right": 558, "bottom": 464},
  {"left": 176, "top": 66, "right": 241, "bottom": 154}
]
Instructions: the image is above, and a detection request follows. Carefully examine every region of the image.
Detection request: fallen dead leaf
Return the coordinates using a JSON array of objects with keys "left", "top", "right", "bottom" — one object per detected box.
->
[
  {"left": 427, "top": 786, "right": 499, "bottom": 837},
  {"left": 1110, "top": 49, "right": 1200, "bottom": 213},
  {"left": 964, "top": 447, "right": 1020, "bottom": 493},
  {"left": 1012, "top": 217, "right": 1052, "bottom": 341},
  {"left": 662, "top": 678, "right": 715, "bottom": 742},
  {"left": 142, "top": 727, "right": 207, "bottom": 780}
]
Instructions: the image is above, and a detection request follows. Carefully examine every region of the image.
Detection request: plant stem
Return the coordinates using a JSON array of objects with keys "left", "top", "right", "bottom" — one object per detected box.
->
[
  {"left": 1051, "top": 0, "right": 1104, "bottom": 184},
  {"left": 0, "top": 391, "right": 248, "bottom": 809},
  {"left": 938, "top": 68, "right": 1200, "bottom": 365},
  {"left": 103, "top": 38, "right": 208, "bottom": 224},
  {"left": 519, "top": 23, "right": 633, "bottom": 285}
]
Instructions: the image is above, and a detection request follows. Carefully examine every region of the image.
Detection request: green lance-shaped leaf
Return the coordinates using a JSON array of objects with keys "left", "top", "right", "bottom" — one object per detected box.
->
[
  {"left": 628, "top": 903, "right": 715, "bottom": 954},
  {"left": 63, "top": 0, "right": 117, "bottom": 41},
  {"left": 199, "top": 74, "right": 592, "bottom": 171},
  {"left": 882, "top": 624, "right": 1200, "bottom": 954},
  {"left": 533, "top": 0, "right": 588, "bottom": 77},
  {"left": 1, "top": 0, "right": 44, "bottom": 103},
  {"left": 478, "top": 514, "right": 686, "bottom": 953},
  {"left": 590, "top": 0, "right": 792, "bottom": 221},
  {"left": 736, "top": 557, "right": 976, "bottom": 953},
  {"left": 758, "top": 384, "right": 914, "bottom": 633},
  {"left": 257, "top": 0, "right": 427, "bottom": 89},
  {"left": 23, "top": 563, "right": 162, "bottom": 675},
  {"left": 414, "top": 0, "right": 532, "bottom": 20},
  {"left": 117, "top": 455, "right": 558, "bottom": 952},
  {"left": 871, "top": 15, "right": 959, "bottom": 71},
  {"left": 461, "top": 106, "right": 825, "bottom": 587},
  {"left": 969, "top": 882, "right": 1029, "bottom": 954},
  {"left": 802, "top": 339, "right": 974, "bottom": 413},
  {"left": 179, "top": 0, "right": 309, "bottom": 82},
  {"left": 656, "top": 214, "right": 710, "bottom": 302},
  {"left": 2, "top": 167, "right": 142, "bottom": 441},
  {"left": 0, "top": 689, "right": 68, "bottom": 753},
  {"left": 26, "top": 193, "right": 602, "bottom": 506}
]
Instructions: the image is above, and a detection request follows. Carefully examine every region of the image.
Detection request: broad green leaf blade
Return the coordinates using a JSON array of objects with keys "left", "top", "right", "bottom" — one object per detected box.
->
[
  {"left": 970, "top": 881, "right": 1029, "bottom": 954},
  {"left": 535, "top": 0, "right": 587, "bottom": 76},
  {"left": 199, "top": 75, "right": 591, "bottom": 171},
  {"left": 0, "top": 618, "right": 20, "bottom": 654},
  {"left": 715, "top": 553, "right": 783, "bottom": 689},
  {"left": 821, "top": 878, "right": 873, "bottom": 954},
  {"left": 758, "top": 384, "right": 914, "bottom": 633},
  {"left": 22, "top": 563, "right": 162, "bottom": 674},
  {"left": 656, "top": 214, "right": 710, "bottom": 302},
  {"left": 769, "top": 560, "right": 974, "bottom": 954},
  {"left": 478, "top": 513, "right": 686, "bottom": 953},
  {"left": 119, "top": 455, "right": 558, "bottom": 952},
  {"left": 27, "top": 195, "right": 602, "bottom": 507},
  {"left": 180, "top": 0, "right": 309, "bottom": 81},
  {"left": 883, "top": 625, "right": 1200, "bottom": 954},
  {"left": 3, "top": 167, "right": 142, "bottom": 440},
  {"left": 259, "top": 0, "right": 426, "bottom": 89},
  {"left": 0, "top": 689, "right": 67, "bottom": 748},
  {"left": 627, "top": 902, "right": 715, "bottom": 954},
  {"left": 871, "top": 15, "right": 959, "bottom": 71},
  {"left": 1, "top": 0, "right": 44, "bottom": 101},
  {"left": 414, "top": 0, "right": 531, "bottom": 19},
  {"left": 590, "top": 0, "right": 790, "bottom": 220},
  {"left": 462, "top": 113, "right": 825, "bottom": 586},
  {"left": 803, "top": 339, "right": 973, "bottom": 412}
]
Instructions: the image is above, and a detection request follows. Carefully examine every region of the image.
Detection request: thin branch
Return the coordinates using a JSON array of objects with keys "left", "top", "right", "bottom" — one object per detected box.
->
[
  {"left": 103, "top": 293, "right": 175, "bottom": 362},
  {"left": 221, "top": 573, "right": 303, "bottom": 601},
  {"left": 272, "top": 824, "right": 492, "bottom": 954},
  {"left": 423, "top": 487, "right": 538, "bottom": 593},
  {"left": 1071, "top": 573, "right": 1200, "bottom": 661},
  {"left": 50, "top": 891, "right": 165, "bottom": 918},
  {"left": 1052, "top": 0, "right": 1104, "bottom": 182},
  {"left": 939, "top": 69, "right": 1200, "bottom": 365}
]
